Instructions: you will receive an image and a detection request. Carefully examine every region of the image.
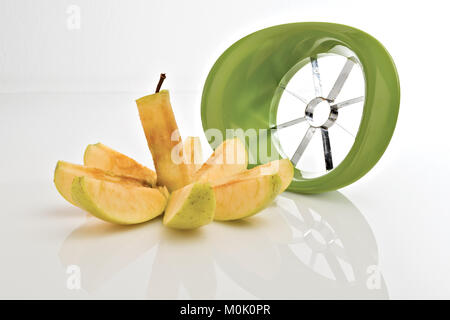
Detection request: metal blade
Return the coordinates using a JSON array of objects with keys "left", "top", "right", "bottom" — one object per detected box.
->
[
  {"left": 279, "top": 85, "right": 309, "bottom": 104},
  {"left": 332, "top": 96, "right": 364, "bottom": 109},
  {"left": 335, "top": 122, "right": 356, "bottom": 138},
  {"left": 310, "top": 57, "right": 323, "bottom": 97},
  {"left": 321, "top": 128, "right": 333, "bottom": 170},
  {"left": 271, "top": 117, "right": 306, "bottom": 130},
  {"left": 291, "top": 126, "right": 316, "bottom": 166},
  {"left": 327, "top": 59, "right": 355, "bottom": 101}
]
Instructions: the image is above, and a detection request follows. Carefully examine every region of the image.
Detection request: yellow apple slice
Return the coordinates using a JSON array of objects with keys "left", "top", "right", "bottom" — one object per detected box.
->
[
  {"left": 213, "top": 173, "right": 281, "bottom": 221},
  {"left": 84, "top": 143, "right": 156, "bottom": 186},
  {"left": 193, "top": 137, "right": 248, "bottom": 183},
  {"left": 136, "top": 85, "right": 191, "bottom": 191},
  {"left": 54, "top": 161, "right": 148, "bottom": 206},
  {"left": 183, "top": 136, "right": 203, "bottom": 174},
  {"left": 163, "top": 182, "right": 215, "bottom": 229},
  {"left": 213, "top": 159, "right": 294, "bottom": 193},
  {"left": 157, "top": 186, "right": 170, "bottom": 199},
  {"left": 71, "top": 176, "right": 167, "bottom": 225}
]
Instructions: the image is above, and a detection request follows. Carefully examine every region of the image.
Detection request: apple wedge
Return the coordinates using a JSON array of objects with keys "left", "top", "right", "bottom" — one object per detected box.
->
[
  {"left": 183, "top": 136, "right": 203, "bottom": 174},
  {"left": 136, "top": 83, "right": 192, "bottom": 191},
  {"left": 72, "top": 176, "right": 167, "bottom": 225},
  {"left": 213, "top": 159, "right": 294, "bottom": 194},
  {"left": 54, "top": 161, "right": 148, "bottom": 206},
  {"left": 84, "top": 143, "right": 156, "bottom": 186},
  {"left": 163, "top": 182, "right": 215, "bottom": 230},
  {"left": 193, "top": 137, "right": 248, "bottom": 183},
  {"left": 213, "top": 173, "right": 281, "bottom": 221},
  {"left": 157, "top": 185, "right": 170, "bottom": 199}
]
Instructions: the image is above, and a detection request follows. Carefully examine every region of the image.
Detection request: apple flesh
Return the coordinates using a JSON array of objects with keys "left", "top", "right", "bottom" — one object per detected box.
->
[
  {"left": 54, "top": 161, "right": 148, "bottom": 206},
  {"left": 84, "top": 143, "right": 156, "bottom": 186},
  {"left": 72, "top": 176, "right": 167, "bottom": 225},
  {"left": 136, "top": 90, "right": 192, "bottom": 191},
  {"left": 213, "top": 173, "right": 281, "bottom": 221},
  {"left": 183, "top": 136, "right": 203, "bottom": 174},
  {"left": 163, "top": 182, "right": 215, "bottom": 229},
  {"left": 193, "top": 138, "right": 248, "bottom": 183},
  {"left": 213, "top": 159, "right": 294, "bottom": 193}
]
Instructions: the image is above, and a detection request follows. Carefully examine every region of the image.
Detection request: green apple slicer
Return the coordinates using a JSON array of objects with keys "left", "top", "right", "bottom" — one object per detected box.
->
[{"left": 201, "top": 22, "right": 400, "bottom": 194}]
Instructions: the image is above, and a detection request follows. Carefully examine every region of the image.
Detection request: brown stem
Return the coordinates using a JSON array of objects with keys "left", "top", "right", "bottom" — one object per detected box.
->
[{"left": 155, "top": 73, "right": 166, "bottom": 93}]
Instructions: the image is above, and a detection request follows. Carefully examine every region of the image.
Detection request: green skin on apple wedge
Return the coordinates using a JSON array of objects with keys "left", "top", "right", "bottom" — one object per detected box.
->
[
  {"left": 163, "top": 182, "right": 216, "bottom": 230},
  {"left": 213, "top": 173, "right": 281, "bottom": 221},
  {"left": 71, "top": 176, "right": 167, "bottom": 225}
]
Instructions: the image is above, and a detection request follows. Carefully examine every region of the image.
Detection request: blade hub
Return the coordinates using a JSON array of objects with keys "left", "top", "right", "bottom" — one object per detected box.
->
[{"left": 305, "top": 97, "right": 338, "bottom": 129}]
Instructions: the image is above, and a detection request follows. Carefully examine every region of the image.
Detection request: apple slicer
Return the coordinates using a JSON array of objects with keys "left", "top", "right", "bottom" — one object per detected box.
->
[{"left": 201, "top": 22, "right": 400, "bottom": 193}]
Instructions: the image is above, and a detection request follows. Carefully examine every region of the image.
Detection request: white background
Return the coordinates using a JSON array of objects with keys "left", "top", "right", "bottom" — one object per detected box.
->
[{"left": 0, "top": 0, "right": 449, "bottom": 299}]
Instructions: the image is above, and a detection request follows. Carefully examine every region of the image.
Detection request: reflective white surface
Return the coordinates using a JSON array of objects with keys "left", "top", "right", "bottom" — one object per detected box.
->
[
  {"left": 0, "top": 92, "right": 449, "bottom": 299},
  {"left": 57, "top": 192, "right": 387, "bottom": 299}
]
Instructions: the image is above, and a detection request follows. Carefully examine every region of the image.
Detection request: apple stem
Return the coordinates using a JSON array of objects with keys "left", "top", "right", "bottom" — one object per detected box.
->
[{"left": 155, "top": 73, "right": 166, "bottom": 93}]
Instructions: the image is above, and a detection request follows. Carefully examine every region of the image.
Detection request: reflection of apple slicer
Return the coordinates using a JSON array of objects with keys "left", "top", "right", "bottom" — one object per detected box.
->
[
  {"left": 278, "top": 193, "right": 386, "bottom": 296},
  {"left": 212, "top": 192, "right": 388, "bottom": 299},
  {"left": 201, "top": 22, "right": 400, "bottom": 193},
  {"left": 282, "top": 197, "right": 355, "bottom": 282}
]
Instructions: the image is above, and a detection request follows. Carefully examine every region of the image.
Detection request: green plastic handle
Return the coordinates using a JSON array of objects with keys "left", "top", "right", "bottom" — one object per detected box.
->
[{"left": 201, "top": 22, "right": 400, "bottom": 193}]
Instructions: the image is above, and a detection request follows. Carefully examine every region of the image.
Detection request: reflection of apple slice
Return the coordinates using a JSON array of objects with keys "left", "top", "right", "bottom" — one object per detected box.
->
[
  {"left": 163, "top": 182, "right": 215, "bottom": 229},
  {"left": 213, "top": 173, "right": 281, "bottom": 221},
  {"left": 84, "top": 143, "right": 156, "bottom": 186},
  {"left": 72, "top": 176, "right": 167, "bottom": 225},
  {"left": 212, "top": 221, "right": 283, "bottom": 281},
  {"left": 183, "top": 136, "right": 203, "bottom": 174},
  {"left": 59, "top": 217, "right": 162, "bottom": 293},
  {"left": 136, "top": 77, "right": 192, "bottom": 191},
  {"left": 147, "top": 229, "right": 216, "bottom": 299},
  {"left": 213, "top": 159, "right": 294, "bottom": 193},
  {"left": 54, "top": 161, "right": 148, "bottom": 206},
  {"left": 193, "top": 138, "right": 248, "bottom": 183}
]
